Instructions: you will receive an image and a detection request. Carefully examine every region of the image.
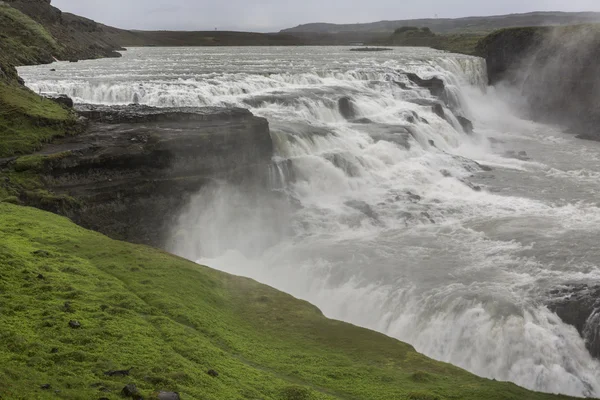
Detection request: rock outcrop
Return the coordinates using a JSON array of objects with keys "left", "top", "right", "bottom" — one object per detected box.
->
[
  {"left": 477, "top": 26, "right": 600, "bottom": 140},
  {"left": 30, "top": 105, "right": 273, "bottom": 246},
  {"left": 547, "top": 284, "right": 600, "bottom": 359}
]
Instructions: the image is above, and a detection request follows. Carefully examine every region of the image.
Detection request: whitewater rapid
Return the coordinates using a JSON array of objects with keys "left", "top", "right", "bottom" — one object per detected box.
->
[{"left": 19, "top": 46, "right": 600, "bottom": 397}]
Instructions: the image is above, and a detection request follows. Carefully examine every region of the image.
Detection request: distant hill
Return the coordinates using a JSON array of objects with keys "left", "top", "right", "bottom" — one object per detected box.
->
[{"left": 282, "top": 11, "right": 600, "bottom": 35}]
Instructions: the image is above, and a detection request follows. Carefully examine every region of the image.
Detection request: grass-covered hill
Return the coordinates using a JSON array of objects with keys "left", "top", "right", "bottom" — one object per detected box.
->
[
  {"left": 375, "top": 26, "right": 483, "bottom": 55},
  {"left": 282, "top": 11, "right": 600, "bottom": 35},
  {"left": 0, "top": 202, "right": 581, "bottom": 400}
]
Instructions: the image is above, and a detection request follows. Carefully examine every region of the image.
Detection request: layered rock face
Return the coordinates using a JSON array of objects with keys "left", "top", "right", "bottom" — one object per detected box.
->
[
  {"left": 35, "top": 105, "right": 273, "bottom": 246},
  {"left": 477, "top": 26, "right": 600, "bottom": 140}
]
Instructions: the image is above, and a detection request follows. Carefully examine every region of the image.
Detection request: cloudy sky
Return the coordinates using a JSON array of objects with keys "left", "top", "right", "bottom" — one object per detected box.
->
[{"left": 51, "top": 0, "right": 600, "bottom": 32}]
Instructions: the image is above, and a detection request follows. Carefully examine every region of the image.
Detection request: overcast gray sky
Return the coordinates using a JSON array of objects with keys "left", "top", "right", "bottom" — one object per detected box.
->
[{"left": 51, "top": 0, "right": 600, "bottom": 32}]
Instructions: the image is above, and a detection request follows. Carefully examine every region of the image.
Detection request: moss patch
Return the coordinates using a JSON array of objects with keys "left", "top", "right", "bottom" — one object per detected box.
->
[
  {"left": 0, "top": 82, "right": 78, "bottom": 157},
  {"left": 0, "top": 203, "right": 579, "bottom": 400}
]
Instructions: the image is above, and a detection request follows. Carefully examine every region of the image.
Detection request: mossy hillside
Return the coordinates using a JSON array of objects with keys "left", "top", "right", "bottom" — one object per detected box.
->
[
  {"left": 381, "top": 27, "right": 484, "bottom": 55},
  {"left": 0, "top": 203, "right": 580, "bottom": 400},
  {"left": 0, "top": 3, "right": 60, "bottom": 67},
  {"left": 0, "top": 81, "right": 79, "bottom": 158}
]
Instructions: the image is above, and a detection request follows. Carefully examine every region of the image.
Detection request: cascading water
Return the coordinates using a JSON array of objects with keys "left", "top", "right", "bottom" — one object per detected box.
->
[{"left": 19, "top": 46, "right": 600, "bottom": 397}]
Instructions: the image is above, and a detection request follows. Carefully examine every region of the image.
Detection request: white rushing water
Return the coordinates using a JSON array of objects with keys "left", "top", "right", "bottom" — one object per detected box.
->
[{"left": 19, "top": 47, "right": 600, "bottom": 397}]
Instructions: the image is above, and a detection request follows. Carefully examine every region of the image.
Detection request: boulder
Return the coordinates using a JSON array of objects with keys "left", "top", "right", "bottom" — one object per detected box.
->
[
  {"left": 547, "top": 284, "right": 600, "bottom": 359},
  {"left": 338, "top": 97, "right": 356, "bottom": 120},
  {"left": 46, "top": 94, "right": 74, "bottom": 108}
]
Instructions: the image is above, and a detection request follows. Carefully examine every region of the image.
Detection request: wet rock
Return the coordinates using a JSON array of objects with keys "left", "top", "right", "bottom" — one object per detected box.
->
[
  {"left": 428, "top": 139, "right": 436, "bottom": 147},
  {"left": 456, "top": 116, "right": 474, "bottom": 134},
  {"left": 345, "top": 200, "right": 379, "bottom": 221},
  {"left": 338, "top": 97, "right": 356, "bottom": 120},
  {"left": 406, "top": 191, "right": 422, "bottom": 202},
  {"left": 50, "top": 68, "right": 56, "bottom": 72},
  {"left": 352, "top": 117, "right": 372, "bottom": 124},
  {"left": 547, "top": 284, "right": 600, "bottom": 359},
  {"left": 68, "top": 320, "right": 81, "bottom": 329},
  {"left": 440, "top": 169, "right": 452, "bottom": 177},
  {"left": 405, "top": 73, "right": 446, "bottom": 99},
  {"left": 393, "top": 81, "right": 409, "bottom": 90},
  {"left": 207, "top": 369, "right": 219, "bottom": 377},
  {"left": 40, "top": 384, "right": 51, "bottom": 390},
  {"left": 431, "top": 104, "right": 445, "bottom": 119},
  {"left": 46, "top": 94, "right": 74, "bottom": 108},
  {"left": 156, "top": 392, "right": 181, "bottom": 400}
]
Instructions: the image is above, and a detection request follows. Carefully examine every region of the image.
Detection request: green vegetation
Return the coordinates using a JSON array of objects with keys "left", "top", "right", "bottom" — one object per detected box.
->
[
  {"left": 0, "top": 82, "right": 78, "bottom": 158},
  {"left": 0, "top": 2, "right": 59, "bottom": 66},
  {"left": 0, "top": 202, "right": 580, "bottom": 399},
  {"left": 380, "top": 26, "right": 484, "bottom": 55}
]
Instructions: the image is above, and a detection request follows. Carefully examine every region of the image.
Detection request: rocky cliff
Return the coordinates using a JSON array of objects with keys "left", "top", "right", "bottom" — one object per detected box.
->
[
  {"left": 477, "top": 25, "right": 600, "bottom": 140},
  {"left": 17, "top": 105, "right": 273, "bottom": 246}
]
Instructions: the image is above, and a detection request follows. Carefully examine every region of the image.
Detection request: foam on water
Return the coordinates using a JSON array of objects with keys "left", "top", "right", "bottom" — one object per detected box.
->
[{"left": 19, "top": 46, "right": 600, "bottom": 397}]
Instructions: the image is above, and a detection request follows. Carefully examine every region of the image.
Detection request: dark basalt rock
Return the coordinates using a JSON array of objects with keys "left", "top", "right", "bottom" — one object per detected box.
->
[
  {"left": 338, "top": 97, "right": 356, "bottom": 120},
  {"left": 456, "top": 116, "right": 474, "bottom": 134},
  {"left": 40, "top": 384, "right": 51, "bottom": 390},
  {"left": 46, "top": 94, "right": 74, "bottom": 109},
  {"left": 431, "top": 104, "right": 445, "bottom": 119},
  {"left": 405, "top": 73, "right": 446, "bottom": 99},
  {"left": 29, "top": 105, "right": 273, "bottom": 247},
  {"left": 547, "top": 284, "right": 600, "bottom": 359}
]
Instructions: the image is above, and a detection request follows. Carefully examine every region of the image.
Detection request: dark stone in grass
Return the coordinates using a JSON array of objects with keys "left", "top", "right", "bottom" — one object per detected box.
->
[
  {"left": 37, "top": 273, "right": 45, "bottom": 280},
  {"left": 51, "top": 347, "right": 59, "bottom": 353},
  {"left": 156, "top": 392, "right": 180, "bottom": 400},
  {"left": 40, "top": 384, "right": 51, "bottom": 390},
  {"left": 33, "top": 250, "right": 50, "bottom": 257},
  {"left": 207, "top": 369, "right": 219, "bottom": 377},
  {"left": 105, "top": 367, "right": 133, "bottom": 377},
  {"left": 121, "top": 384, "right": 139, "bottom": 398},
  {"left": 99, "top": 398, "right": 110, "bottom": 400},
  {"left": 68, "top": 320, "right": 81, "bottom": 329}
]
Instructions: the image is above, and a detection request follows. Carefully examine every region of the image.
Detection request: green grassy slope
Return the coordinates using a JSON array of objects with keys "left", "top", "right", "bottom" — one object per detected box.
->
[
  {"left": 0, "top": 82, "right": 78, "bottom": 158},
  {"left": 0, "top": 2, "right": 60, "bottom": 66},
  {"left": 0, "top": 203, "right": 579, "bottom": 400}
]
